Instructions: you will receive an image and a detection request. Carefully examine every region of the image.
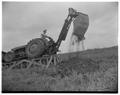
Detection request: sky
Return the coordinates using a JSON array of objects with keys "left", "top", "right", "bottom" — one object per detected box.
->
[{"left": 2, "top": 2, "right": 118, "bottom": 53}]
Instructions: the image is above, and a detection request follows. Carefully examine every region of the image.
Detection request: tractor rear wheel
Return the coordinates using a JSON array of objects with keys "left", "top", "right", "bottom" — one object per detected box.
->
[
  {"left": 4, "top": 52, "right": 15, "bottom": 63},
  {"left": 25, "top": 39, "right": 45, "bottom": 58}
]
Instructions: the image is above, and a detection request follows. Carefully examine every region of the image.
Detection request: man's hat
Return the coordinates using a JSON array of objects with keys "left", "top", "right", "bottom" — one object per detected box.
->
[{"left": 43, "top": 29, "right": 47, "bottom": 34}]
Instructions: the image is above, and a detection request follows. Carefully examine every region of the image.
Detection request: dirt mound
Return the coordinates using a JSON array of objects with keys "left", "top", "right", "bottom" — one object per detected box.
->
[{"left": 2, "top": 46, "right": 118, "bottom": 92}]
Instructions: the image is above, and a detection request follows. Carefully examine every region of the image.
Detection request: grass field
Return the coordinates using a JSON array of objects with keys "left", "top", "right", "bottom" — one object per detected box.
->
[{"left": 2, "top": 46, "right": 118, "bottom": 92}]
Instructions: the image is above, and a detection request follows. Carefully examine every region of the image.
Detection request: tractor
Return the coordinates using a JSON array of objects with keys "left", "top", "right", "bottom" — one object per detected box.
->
[{"left": 2, "top": 8, "right": 89, "bottom": 65}]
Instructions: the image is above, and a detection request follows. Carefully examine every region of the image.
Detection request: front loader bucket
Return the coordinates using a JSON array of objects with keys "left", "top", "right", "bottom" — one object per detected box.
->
[{"left": 73, "top": 12, "right": 89, "bottom": 41}]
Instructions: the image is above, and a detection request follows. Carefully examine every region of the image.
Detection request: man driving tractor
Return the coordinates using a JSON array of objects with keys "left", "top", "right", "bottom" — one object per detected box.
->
[{"left": 41, "top": 29, "right": 55, "bottom": 45}]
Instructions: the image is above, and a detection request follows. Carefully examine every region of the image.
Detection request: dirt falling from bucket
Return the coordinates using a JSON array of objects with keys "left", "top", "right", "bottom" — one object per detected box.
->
[
  {"left": 69, "top": 34, "right": 84, "bottom": 53},
  {"left": 69, "top": 12, "right": 89, "bottom": 53}
]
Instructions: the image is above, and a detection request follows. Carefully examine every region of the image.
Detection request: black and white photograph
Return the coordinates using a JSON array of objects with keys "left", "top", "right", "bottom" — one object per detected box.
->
[{"left": 2, "top": 2, "right": 118, "bottom": 93}]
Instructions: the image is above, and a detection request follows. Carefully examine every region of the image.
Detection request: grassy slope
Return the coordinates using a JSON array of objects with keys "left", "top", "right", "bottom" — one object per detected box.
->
[{"left": 2, "top": 46, "right": 118, "bottom": 92}]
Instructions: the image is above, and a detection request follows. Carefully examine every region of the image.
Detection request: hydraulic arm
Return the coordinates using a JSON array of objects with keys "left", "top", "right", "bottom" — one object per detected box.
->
[{"left": 55, "top": 8, "right": 79, "bottom": 50}]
